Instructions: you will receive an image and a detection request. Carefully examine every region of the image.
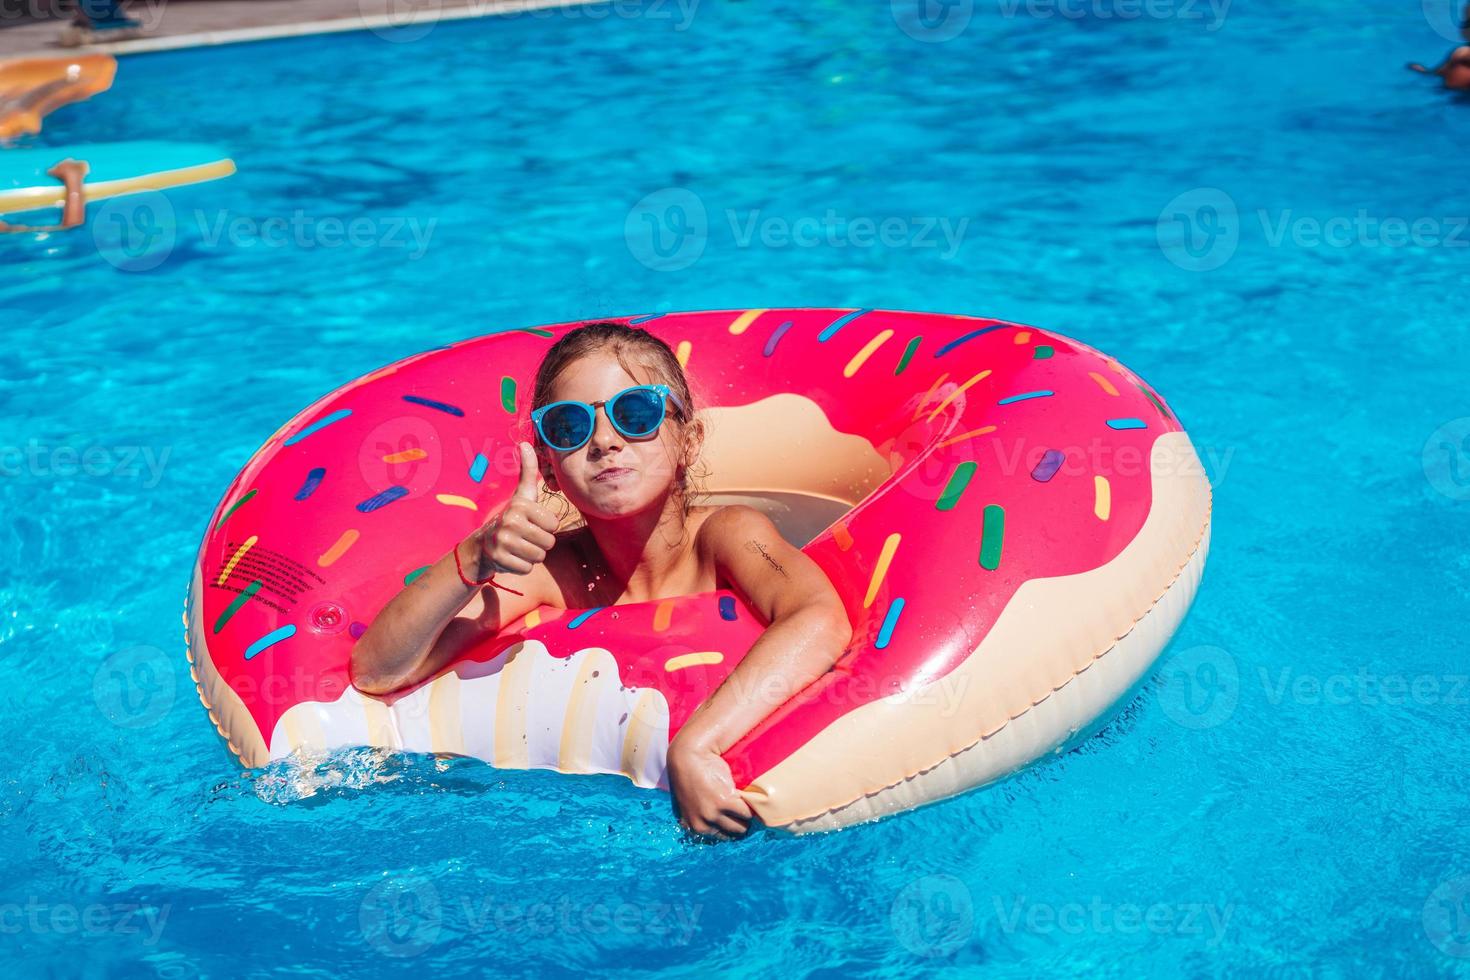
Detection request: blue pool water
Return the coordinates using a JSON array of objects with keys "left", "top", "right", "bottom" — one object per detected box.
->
[{"left": 4, "top": 1, "right": 1469, "bottom": 975}]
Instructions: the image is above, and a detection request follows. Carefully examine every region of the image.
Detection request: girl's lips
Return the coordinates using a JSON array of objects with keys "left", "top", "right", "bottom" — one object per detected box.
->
[{"left": 593, "top": 467, "right": 633, "bottom": 483}]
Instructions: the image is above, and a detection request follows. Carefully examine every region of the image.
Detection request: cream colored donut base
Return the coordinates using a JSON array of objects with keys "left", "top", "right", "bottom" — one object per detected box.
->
[{"left": 739, "top": 430, "right": 1212, "bottom": 831}]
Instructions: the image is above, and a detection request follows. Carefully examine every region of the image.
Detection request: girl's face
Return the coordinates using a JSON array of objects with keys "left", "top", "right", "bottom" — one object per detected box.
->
[{"left": 536, "top": 350, "right": 691, "bottom": 520}]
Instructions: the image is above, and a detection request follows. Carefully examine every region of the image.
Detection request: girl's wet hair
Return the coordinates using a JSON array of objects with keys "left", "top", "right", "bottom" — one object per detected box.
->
[{"left": 529, "top": 320, "right": 707, "bottom": 522}]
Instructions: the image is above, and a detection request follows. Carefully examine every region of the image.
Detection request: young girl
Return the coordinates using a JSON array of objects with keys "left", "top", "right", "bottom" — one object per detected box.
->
[{"left": 350, "top": 321, "right": 854, "bottom": 839}]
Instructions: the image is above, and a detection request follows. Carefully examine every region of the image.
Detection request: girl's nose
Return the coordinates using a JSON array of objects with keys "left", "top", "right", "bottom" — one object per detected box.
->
[{"left": 588, "top": 404, "right": 623, "bottom": 453}]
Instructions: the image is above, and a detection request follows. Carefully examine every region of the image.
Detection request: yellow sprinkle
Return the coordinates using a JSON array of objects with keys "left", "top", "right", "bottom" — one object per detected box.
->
[
  {"left": 652, "top": 600, "right": 675, "bottom": 633},
  {"left": 832, "top": 522, "right": 854, "bottom": 551},
  {"left": 523, "top": 608, "right": 542, "bottom": 629},
  {"left": 318, "top": 528, "right": 360, "bottom": 567},
  {"left": 728, "top": 309, "right": 766, "bottom": 335},
  {"left": 1094, "top": 475, "right": 1112, "bottom": 521},
  {"left": 217, "top": 535, "right": 258, "bottom": 586},
  {"left": 863, "top": 533, "right": 901, "bottom": 609},
  {"left": 664, "top": 651, "right": 724, "bottom": 672},
  {"left": 383, "top": 448, "right": 428, "bottom": 464},
  {"left": 912, "top": 372, "right": 951, "bottom": 421},
  {"left": 937, "top": 424, "right": 998, "bottom": 450},
  {"left": 925, "top": 369, "right": 992, "bottom": 422},
  {"left": 1089, "top": 371, "right": 1119, "bottom": 396},
  {"left": 675, "top": 340, "right": 692, "bottom": 369},
  {"left": 843, "top": 329, "right": 894, "bottom": 379},
  {"left": 435, "top": 493, "right": 478, "bottom": 511},
  {"left": 1014, "top": 331, "right": 1031, "bottom": 344}
]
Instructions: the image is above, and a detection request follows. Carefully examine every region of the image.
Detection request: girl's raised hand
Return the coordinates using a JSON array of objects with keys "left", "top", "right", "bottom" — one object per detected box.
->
[{"left": 477, "top": 442, "right": 560, "bottom": 575}]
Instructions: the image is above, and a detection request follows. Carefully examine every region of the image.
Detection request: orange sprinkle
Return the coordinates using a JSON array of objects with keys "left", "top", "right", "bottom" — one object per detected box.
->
[
  {"left": 832, "top": 522, "right": 854, "bottom": 551},
  {"left": 318, "top": 528, "right": 360, "bottom": 567},
  {"left": 1089, "top": 372, "right": 1119, "bottom": 396},
  {"left": 937, "top": 425, "right": 998, "bottom": 450},
  {"left": 863, "top": 533, "right": 901, "bottom": 609},
  {"left": 727, "top": 309, "right": 766, "bottom": 335},
  {"left": 382, "top": 448, "right": 428, "bottom": 464},
  {"left": 912, "top": 372, "right": 951, "bottom": 421},
  {"left": 652, "top": 600, "right": 675, "bottom": 632},
  {"left": 926, "top": 369, "right": 992, "bottom": 422}
]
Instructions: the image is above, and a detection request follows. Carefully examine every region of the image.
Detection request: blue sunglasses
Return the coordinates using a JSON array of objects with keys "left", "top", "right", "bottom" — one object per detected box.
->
[{"left": 531, "top": 384, "right": 686, "bottom": 452}]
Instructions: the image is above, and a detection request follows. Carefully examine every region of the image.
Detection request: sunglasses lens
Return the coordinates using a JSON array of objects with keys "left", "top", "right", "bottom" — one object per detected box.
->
[
  {"left": 611, "top": 388, "right": 666, "bottom": 436},
  {"left": 541, "top": 404, "right": 592, "bottom": 449}
]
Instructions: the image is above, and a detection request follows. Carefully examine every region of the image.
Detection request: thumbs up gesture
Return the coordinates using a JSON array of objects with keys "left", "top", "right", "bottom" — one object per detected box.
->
[{"left": 475, "top": 442, "right": 560, "bottom": 576}]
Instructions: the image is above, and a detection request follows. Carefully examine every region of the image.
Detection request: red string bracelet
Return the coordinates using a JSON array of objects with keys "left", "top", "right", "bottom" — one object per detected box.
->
[{"left": 452, "top": 541, "right": 525, "bottom": 596}]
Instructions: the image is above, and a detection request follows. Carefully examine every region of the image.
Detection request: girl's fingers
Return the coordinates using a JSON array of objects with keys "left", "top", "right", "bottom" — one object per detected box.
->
[{"left": 502, "top": 539, "right": 547, "bottom": 566}]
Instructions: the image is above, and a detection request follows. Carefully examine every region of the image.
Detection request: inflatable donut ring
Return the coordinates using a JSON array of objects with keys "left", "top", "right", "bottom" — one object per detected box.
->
[{"left": 184, "top": 308, "right": 1212, "bottom": 833}]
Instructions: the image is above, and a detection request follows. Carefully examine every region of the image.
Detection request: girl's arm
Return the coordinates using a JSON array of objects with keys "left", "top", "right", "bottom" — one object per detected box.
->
[
  {"left": 348, "top": 531, "right": 551, "bottom": 695},
  {"left": 351, "top": 443, "right": 560, "bottom": 695},
  {"left": 667, "top": 505, "right": 854, "bottom": 837},
  {"left": 1410, "top": 46, "right": 1470, "bottom": 74}
]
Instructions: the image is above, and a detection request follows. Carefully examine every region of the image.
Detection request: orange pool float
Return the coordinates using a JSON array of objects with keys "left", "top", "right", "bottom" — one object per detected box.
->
[{"left": 0, "top": 54, "right": 116, "bottom": 140}]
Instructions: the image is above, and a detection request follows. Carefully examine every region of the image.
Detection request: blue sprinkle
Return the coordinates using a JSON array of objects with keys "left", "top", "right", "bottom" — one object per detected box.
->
[
  {"left": 998, "top": 390, "right": 1053, "bottom": 405},
  {"left": 718, "top": 596, "right": 737, "bottom": 621},
  {"left": 284, "top": 408, "right": 351, "bottom": 446},
  {"left": 1107, "top": 418, "right": 1148, "bottom": 430},
  {"left": 294, "top": 467, "right": 326, "bottom": 501},
  {"left": 357, "top": 485, "right": 409, "bottom": 513},
  {"left": 469, "top": 454, "right": 489, "bottom": 482},
  {"left": 763, "top": 321, "right": 794, "bottom": 357},
  {"left": 244, "top": 624, "right": 295, "bottom": 661},
  {"left": 402, "top": 394, "right": 465, "bottom": 417},
  {"left": 934, "top": 324, "right": 1006, "bottom": 358},
  {"left": 1031, "top": 450, "right": 1065, "bottom": 483},
  {"left": 876, "top": 598, "right": 905, "bottom": 650},
  {"left": 567, "top": 607, "right": 604, "bottom": 629},
  {"left": 817, "top": 309, "right": 871, "bottom": 342},
  {"left": 628, "top": 313, "right": 665, "bottom": 324}
]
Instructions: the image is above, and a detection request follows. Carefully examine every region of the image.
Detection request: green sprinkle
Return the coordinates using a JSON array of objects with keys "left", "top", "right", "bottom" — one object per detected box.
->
[
  {"left": 979, "top": 505, "right": 1006, "bottom": 571},
  {"left": 895, "top": 336, "right": 922, "bottom": 375},
  {"left": 213, "top": 580, "right": 262, "bottom": 634},
  {"left": 936, "top": 461, "right": 977, "bottom": 511},
  {"left": 1034, "top": 345, "right": 1054, "bottom": 359},
  {"left": 1135, "top": 381, "right": 1173, "bottom": 420},
  {"left": 213, "top": 488, "right": 257, "bottom": 532},
  {"left": 405, "top": 565, "right": 431, "bottom": 586},
  {"left": 501, "top": 376, "right": 517, "bottom": 414}
]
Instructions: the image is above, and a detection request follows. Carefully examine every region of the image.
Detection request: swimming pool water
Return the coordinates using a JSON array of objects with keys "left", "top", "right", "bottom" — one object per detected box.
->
[{"left": 3, "top": 1, "right": 1469, "bottom": 976}]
